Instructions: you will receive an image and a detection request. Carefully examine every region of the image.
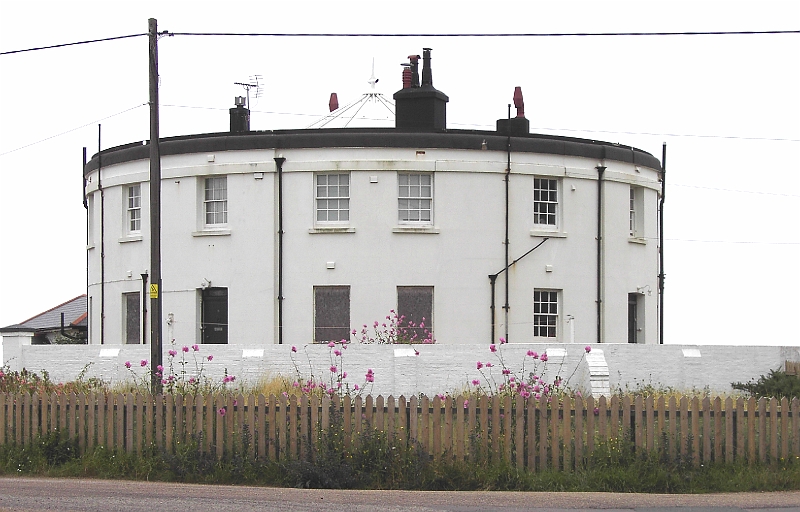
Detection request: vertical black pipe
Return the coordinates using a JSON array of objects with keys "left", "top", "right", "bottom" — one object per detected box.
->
[
  {"left": 659, "top": 143, "right": 666, "bottom": 344},
  {"left": 148, "top": 18, "right": 163, "bottom": 392},
  {"left": 275, "top": 156, "right": 286, "bottom": 344},
  {"left": 141, "top": 273, "right": 148, "bottom": 345},
  {"left": 596, "top": 163, "right": 606, "bottom": 344},
  {"left": 504, "top": 104, "right": 511, "bottom": 342},
  {"left": 98, "top": 125, "right": 104, "bottom": 345},
  {"left": 489, "top": 274, "right": 497, "bottom": 343},
  {"left": 83, "top": 147, "right": 88, "bottom": 342}
]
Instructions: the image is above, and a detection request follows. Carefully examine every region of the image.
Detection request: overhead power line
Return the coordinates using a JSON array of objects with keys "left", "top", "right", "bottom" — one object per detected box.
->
[
  {"left": 0, "top": 104, "right": 147, "bottom": 157},
  {"left": 3, "top": 29, "right": 798, "bottom": 55},
  {"left": 0, "top": 33, "right": 147, "bottom": 55},
  {"left": 170, "top": 30, "right": 800, "bottom": 37}
]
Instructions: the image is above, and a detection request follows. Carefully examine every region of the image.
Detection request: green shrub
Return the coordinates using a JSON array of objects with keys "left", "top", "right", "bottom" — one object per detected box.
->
[{"left": 732, "top": 369, "right": 800, "bottom": 400}]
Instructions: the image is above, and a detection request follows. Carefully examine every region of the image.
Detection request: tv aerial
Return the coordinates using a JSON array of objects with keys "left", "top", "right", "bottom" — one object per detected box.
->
[{"left": 234, "top": 75, "right": 263, "bottom": 109}]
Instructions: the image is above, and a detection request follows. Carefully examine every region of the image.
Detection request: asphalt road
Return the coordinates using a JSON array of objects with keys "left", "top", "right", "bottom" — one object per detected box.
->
[{"left": 1, "top": 477, "right": 799, "bottom": 511}]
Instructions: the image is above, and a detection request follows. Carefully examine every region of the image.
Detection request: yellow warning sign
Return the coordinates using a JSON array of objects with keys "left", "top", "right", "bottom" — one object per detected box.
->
[{"left": 149, "top": 284, "right": 159, "bottom": 299}]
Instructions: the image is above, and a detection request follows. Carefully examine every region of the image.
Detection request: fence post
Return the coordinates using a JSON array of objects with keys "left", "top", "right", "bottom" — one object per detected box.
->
[{"left": 515, "top": 395, "right": 525, "bottom": 469}]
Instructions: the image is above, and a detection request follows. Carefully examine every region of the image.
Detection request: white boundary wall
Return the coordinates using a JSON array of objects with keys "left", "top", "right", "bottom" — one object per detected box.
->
[{"left": 3, "top": 341, "right": 798, "bottom": 397}]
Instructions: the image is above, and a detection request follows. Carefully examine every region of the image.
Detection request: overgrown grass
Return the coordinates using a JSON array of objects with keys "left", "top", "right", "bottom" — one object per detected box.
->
[{"left": 2, "top": 427, "right": 798, "bottom": 492}]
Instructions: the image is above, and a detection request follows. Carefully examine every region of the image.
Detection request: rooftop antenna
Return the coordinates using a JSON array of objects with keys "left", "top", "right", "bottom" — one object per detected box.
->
[
  {"left": 234, "top": 75, "right": 263, "bottom": 109},
  {"left": 367, "top": 58, "right": 379, "bottom": 90}
]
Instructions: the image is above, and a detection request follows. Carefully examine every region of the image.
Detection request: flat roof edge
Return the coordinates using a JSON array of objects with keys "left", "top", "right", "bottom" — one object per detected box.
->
[{"left": 84, "top": 129, "right": 662, "bottom": 174}]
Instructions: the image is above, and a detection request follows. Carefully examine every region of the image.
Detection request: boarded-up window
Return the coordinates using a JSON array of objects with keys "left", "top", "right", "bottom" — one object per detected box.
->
[
  {"left": 124, "top": 292, "right": 140, "bottom": 344},
  {"left": 397, "top": 286, "right": 433, "bottom": 342},
  {"left": 314, "top": 286, "right": 350, "bottom": 343}
]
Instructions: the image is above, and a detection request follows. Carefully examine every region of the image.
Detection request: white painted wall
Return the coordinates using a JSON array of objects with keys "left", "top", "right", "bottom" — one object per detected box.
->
[
  {"left": 84, "top": 142, "right": 661, "bottom": 348},
  {"left": 3, "top": 342, "right": 798, "bottom": 398}
]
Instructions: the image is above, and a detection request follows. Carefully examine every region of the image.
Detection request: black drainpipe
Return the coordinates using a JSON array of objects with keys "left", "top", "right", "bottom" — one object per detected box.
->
[
  {"left": 595, "top": 159, "right": 606, "bottom": 344},
  {"left": 141, "top": 272, "right": 148, "bottom": 345},
  {"left": 82, "top": 147, "right": 88, "bottom": 341},
  {"left": 503, "top": 105, "right": 511, "bottom": 342},
  {"left": 275, "top": 155, "right": 286, "bottom": 344},
  {"left": 489, "top": 238, "right": 549, "bottom": 343},
  {"left": 98, "top": 124, "right": 105, "bottom": 345},
  {"left": 659, "top": 143, "right": 666, "bottom": 344}
]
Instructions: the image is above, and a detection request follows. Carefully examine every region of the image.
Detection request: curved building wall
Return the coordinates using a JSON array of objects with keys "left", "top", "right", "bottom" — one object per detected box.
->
[{"left": 84, "top": 130, "right": 661, "bottom": 347}]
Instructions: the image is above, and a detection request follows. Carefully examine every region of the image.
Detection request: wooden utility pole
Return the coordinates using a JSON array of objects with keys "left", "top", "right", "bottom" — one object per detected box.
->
[{"left": 148, "top": 18, "right": 163, "bottom": 392}]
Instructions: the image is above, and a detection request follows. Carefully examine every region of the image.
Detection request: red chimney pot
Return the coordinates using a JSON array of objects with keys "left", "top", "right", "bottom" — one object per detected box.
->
[{"left": 513, "top": 87, "right": 524, "bottom": 118}]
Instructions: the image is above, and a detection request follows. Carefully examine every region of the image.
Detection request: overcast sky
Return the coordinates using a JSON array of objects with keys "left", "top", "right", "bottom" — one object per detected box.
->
[{"left": 1, "top": 1, "right": 798, "bottom": 346}]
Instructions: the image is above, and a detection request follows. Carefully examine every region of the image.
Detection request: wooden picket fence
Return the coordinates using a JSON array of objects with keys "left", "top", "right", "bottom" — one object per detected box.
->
[{"left": 1, "top": 392, "right": 798, "bottom": 470}]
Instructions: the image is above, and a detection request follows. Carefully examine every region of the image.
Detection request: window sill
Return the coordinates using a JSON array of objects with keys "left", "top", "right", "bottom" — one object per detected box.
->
[
  {"left": 392, "top": 226, "right": 440, "bottom": 234},
  {"left": 530, "top": 230, "right": 566, "bottom": 238},
  {"left": 86, "top": 243, "right": 95, "bottom": 250},
  {"left": 628, "top": 237, "right": 647, "bottom": 245},
  {"left": 119, "top": 234, "right": 143, "bottom": 243},
  {"left": 192, "top": 228, "right": 231, "bottom": 237},
  {"left": 308, "top": 227, "right": 356, "bottom": 234}
]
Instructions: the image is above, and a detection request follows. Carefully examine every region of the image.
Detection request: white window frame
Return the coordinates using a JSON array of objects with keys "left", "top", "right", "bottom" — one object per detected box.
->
[
  {"left": 315, "top": 173, "right": 350, "bottom": 224},
  {"left": 533, "top": 289, "right": 560, "bottom": 339},
  {"left": 204, "top": 176, "right": 228, "bottom": 226},
  {"left": 87, "top": 193, "right": 95, "bottom": 247},
  {"left": 533, "top": 177, "right": 559, "bottom": 230},
  {"left": 398, "top": 172, "right": 433, "bottom": 225},
  {"left": 629, "top": 185, "right": 645, "bottom": 240},
  {"left": 127, "top": 184, "right": 142, "bottom": 234}
]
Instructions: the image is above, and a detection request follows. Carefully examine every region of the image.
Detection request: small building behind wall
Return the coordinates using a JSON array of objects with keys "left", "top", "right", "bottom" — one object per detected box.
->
[{"left": 82, "top": 49, "right": 663, "bottom": 348}]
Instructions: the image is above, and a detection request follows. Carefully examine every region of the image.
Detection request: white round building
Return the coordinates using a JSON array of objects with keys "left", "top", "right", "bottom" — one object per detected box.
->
[{"left": 84, "top": 50, "right": 663, "bottom": 348}]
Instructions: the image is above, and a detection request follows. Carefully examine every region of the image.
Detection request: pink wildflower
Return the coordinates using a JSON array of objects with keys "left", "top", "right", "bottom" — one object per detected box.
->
[
  {"left": 476, "top": 361, "right": 483, "bottom": 370},
  {"left": 124, "top": 361, "right": 131, "bottom": 369},
  {"left": 140, "top": 359, "right": 148, "bottom": 367},
  {"left": 490, "top": 344, "right": 497, "bottom": 353},
  {"left": 327, "top": 341, "right": 336, "bottom": 348},
  {"left": 541, "top": 353, "right": 549, "bottom": 362},
  {"left": 585, "top": 345, "right": 592, "bottom": 353},
  {"left": 463, "top": 399, "right": 469, "bottom": 408},
  {"left": 502, "top": 368, "right": 510, "bottom": 375},
  {"left": 471, "top": 379, "right": 480, "bottom": 386},
  {"left": 334, "top": 349, "right": 342, "bottom": 356},
  {"left": 157, "top": 365, "right": 164, "bottom": 372},
  {"left": 291, "top": 345, "right": 297, "bottom": 352},
  {"left": 182, "top": 346, "right": 189, "bottom": 353},
  {"left": 330, "top": 365, "right": 337, "bottom": 373},
  {"left": 207, "top": 355, "right": 213, "bottom": 361},
  {"left": 168, "top": 349, "right": 177, "bottom": 357},
  {"left": 499, "top": 337, "right": 507, "bottom": 344},
  {"left": 342, "top": 372, "right": 347, "bottom": 379},
  {"left": 485, "top": 362, "right": 493, "bottom": 368},
  {"left": 365, "top": 369, "right": 374, "bottom": 382},
  {"left": 233, "top": 400, "right": 238, "bottom": 407},
  {"left": 354, "top": 384, "right": 360, "bottom": 391}
]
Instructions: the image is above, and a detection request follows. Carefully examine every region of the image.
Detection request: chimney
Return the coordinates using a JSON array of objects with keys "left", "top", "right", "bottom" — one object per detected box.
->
[
  {"left": 496, "top": 87, "right": 530, "bottom": 136},
  {"left": 393, "top": 48, "right": 449, "bottom": 131},
  {"left": 230, "top": 96, "right": 250, "bottom": 133},
  {"left": 401, "top": 64, "right": 412, "bottom": 89},
  {"left": 329, "top": 93, "right": 339, "bottom": 112}
]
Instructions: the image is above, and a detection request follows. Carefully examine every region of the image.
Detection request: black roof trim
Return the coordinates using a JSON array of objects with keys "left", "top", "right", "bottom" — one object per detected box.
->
[{"left": 85, "top": 128, "right": 661, "bottom": 174}]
